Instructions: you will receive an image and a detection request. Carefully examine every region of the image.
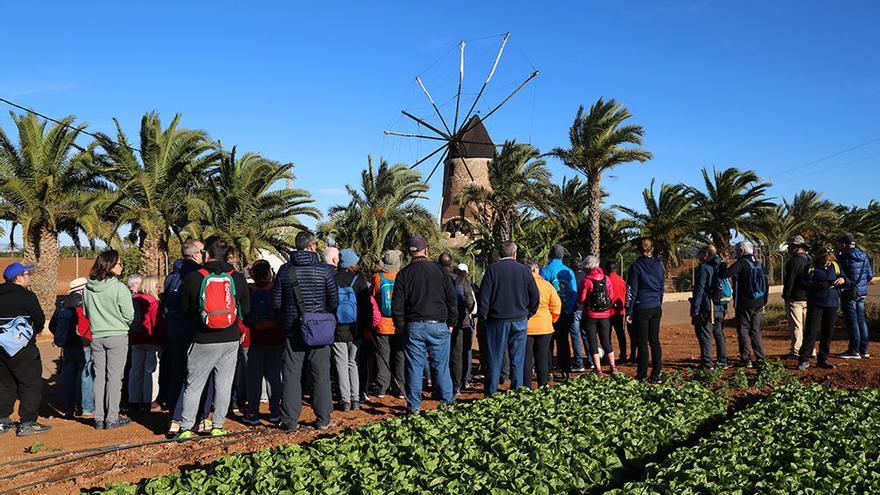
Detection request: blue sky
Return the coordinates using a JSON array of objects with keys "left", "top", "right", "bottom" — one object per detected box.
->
[{"left": 2, "top": 1, "right": 879, "bottom": 244}]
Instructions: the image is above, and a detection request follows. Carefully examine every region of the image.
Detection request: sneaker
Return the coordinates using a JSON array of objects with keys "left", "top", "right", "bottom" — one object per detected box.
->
[
  {"left": 838, "top": 352, "right": 861, "bottom": 359},
  {"left": 0, "top": 421, "right": 14, "bottom": 435},
  {"left": 241, "top": 416, "right": 261, "bottom": 427},
  {"left": 739, "top": 361, "right": 753, "bottom": 369},
  {"left": 314, "top": 420, "right": 337, "bottom": 431},
  {"left": 95, "top": 420, "right": 106, "bottom": 430},
  {"left": 818, "top": 362, "right": 836, "bottom": 369},
  {"left": 797, "top": 361, "right": 810, "bottom": 371},
  {"left": 648, "top": 375, "right": 662, "bottom": 384},
  {"left": 17, "top": 422, "right": 51, "bottom": 436},
  {"left": 350, "top": 401, "right": 360, "bottom": 411},
  {"left": 716, "top": 363, "right": 731, "bottom": 370},
  {"left": 198, "top": 418, "right": 212, "bottom": 433},
  {"left": 150, "top": 402, "right": 162, "bottom": 412},
  {"left": 104, "top": 417, "right": 131, "bottom": 430},
  {"left": 785, "top": 352, "right": 799, "bottom": 360},
  {"left": 572, "top": 367, "right": 586, "bottom": 373},
  {"left": 175, "top": 430, "right": 196, "bottom": 440},
  {"left": 81, "top": 410, "right": 95, "bottom": 419},
  {"left": 209, "top": 428, "right": 227, "bottom": 437},
  {"left": 268, "top": 415, "right": 282, "bottom": 425},
  {"left": 340, "top": 402, "right": 351, "bottom": 412},
  {"left": 167, "top": 420, "right": 181, "bottom": 435},
  {"left": 861, "top": 353, "right": 870, "bottom": 359},
  {"left": 377, "top": 394, "right": 387, "bottom": 399}
]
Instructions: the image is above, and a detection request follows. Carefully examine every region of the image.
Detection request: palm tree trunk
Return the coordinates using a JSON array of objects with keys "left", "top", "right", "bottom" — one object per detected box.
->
[
  {"left": 140, "top": 229, "right": 168, "bottom": 280},
  {"left": 23, "top": 226, "right": 59, "bottom": 325},
  {"left": 587, "top": 175, "right": 602, "bottom": 257}
]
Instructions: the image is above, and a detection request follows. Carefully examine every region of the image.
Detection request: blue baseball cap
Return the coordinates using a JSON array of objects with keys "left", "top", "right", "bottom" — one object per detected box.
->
[{"left": 3, "top": 262, "right": 35, "bottom": 281}]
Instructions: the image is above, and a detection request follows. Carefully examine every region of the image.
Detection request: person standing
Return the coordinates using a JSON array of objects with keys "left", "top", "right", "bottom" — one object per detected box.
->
[
  {"left": 83, "top": 250, "right": 135, "bottom": 429},
  {"left": 723, "top": 240, "right": 768, "bottom": 368},
  {"left": 479, "top": 241, "right": 540, "bottom": 395},
  {"left": 176, "top": 238, "right": 250, "bottom": 438},
  {"left": 0, "top": 262, "right": 50, "bottom": 436},
  {"left": 836, "top": 234, "right": 874, "bottom": 359},
  {"left": 242, "top": 260, "right": 284, "bottom": 426},
  {"left": 392, "top": 236, "right": 457, "bottom": 414},
  {"left": 331, "top": 248, "right": 371, "bottom": 412},
  {"left": 782, "top": 236, "right": 813, "bottom": 359},
  {"left": 604, "top": 261, "right": 630, "bottom": 364},
  {"left": 540, "top": 245, "right": 578, "bottom": 376},
  {"left": 275, "top": 231, "right": 338, "bottom": 431},
  {"left": 690, "top": 245, "right": 728, "bottom": 370},
  {"left": 524, "top": 259, "right": 560, "bottom": 388},
  {"left": 372, "top": 250, "right": 406, "bottom": 399},
  {"left": 450, "top": 263, "right": 476, "bottom": 395},
  {"left": 579, "top": 256, "right": 618, "bottom": 375},
  {"left": 129, "top": 276, "right": 164, "bottom": 412},
  {"left": 625, "top": 238, "right": 665, "bottom": 382},
  {"left": 50, "top": 277, "right": 94, "bottom": 419},
  {"left": 798, "top": 249, "right": 847, "bottom": 371},
  {"left": 570, "top": 257, "right": 594, "bottom": 370}
]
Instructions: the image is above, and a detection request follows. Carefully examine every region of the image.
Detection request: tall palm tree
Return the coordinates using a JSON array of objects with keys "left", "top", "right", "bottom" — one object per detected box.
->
[
  {"left": 0, "top": 112, "right": 105, "bottom": 315},
  {"left": 689, "top": 167, "right": 774, "bottom": 257},
  {"left": 457, "top": 140, "right": 550, "bottom": 242},
  {"left": 94, "top": 112, "right": 217, "bottom": 279},
  {"left": 189, "top": 147, "right": 319, "bottom": 267},
  {"left": 319, "top": 157, "right": 437, "bottom": 269},
  {"left": 831, "top": 201, "right": 880, "bottom": 254},
  {"left": 617, "top": 180, "right": 698, "bottom": 276},
  {"left": 549, "top": 98, "right": 653, "bottom": 256}
]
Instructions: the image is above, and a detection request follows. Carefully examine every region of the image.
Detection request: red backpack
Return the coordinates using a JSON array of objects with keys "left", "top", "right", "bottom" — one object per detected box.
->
[{"left": 198, "top": 269, "right": 238, "bottom": 329}]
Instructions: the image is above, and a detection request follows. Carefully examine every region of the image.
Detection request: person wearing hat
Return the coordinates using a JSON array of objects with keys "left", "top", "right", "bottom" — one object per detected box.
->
[
  {"left": 449, "top": 263, "right": 476, "bottom": 395},
  {"left": 782, "top": 235, "right": 813, "bottom": 359},
  {"left": 798, "top": 248, "right": 848, "bottom": 371},
  {"left": 330, "top": 248, "right": 371, "bottom": 411},
  {"left": 391, "top": 235, "right": 458, "bottom": 413},
  {"left": 836, "top": 234, "right": 873, "bottom": 359},
  {"left": 0, "top": 262, "right": 50, "bottom": 436},
  {"left": 50, "top": 277, "right": 95, "bottom": 418},
  {"left": 372, "top": 249, "right": 406, "bottom": 399}
]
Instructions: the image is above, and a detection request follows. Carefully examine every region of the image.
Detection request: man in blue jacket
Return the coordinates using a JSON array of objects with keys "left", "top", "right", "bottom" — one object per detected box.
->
[
  {"left": 540, "top": 245, "right": 580, "bottom": 376},
  {"left": 836, "top": 234, "right": 874, "bottom": 359},
  {"left": 722, "top": 241, "right": 768, "bottom": 368},
  {"left": 690, "top": 245, "right": 728, "bottom": 370},
  {"left": 625, "top": 238, "right": 666, "bottom": 382}
]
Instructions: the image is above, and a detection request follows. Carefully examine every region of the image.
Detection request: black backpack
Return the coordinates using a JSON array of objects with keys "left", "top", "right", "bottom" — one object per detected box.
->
[{"left": 588, "top": 276, "right": 612, "bottom": 312}]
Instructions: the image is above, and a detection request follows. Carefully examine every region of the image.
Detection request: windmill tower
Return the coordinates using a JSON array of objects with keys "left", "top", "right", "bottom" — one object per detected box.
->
[{"left": 384, "top": 33, "right": 538, "bottom": 240}]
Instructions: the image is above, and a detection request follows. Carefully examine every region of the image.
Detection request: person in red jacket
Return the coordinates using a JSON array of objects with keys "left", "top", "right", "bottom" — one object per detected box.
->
[
  {"left": 578, "top": 256, "right": 618, "bottom": 375},
  {"left": 604, "top": 261, "right": 631, "bottom": 364},
  {"left": 129, "top": 276, "right": 164, "bottom": 412}
]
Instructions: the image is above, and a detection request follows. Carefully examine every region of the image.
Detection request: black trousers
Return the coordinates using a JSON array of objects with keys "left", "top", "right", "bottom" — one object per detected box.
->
[
  {"left": 449, "top": 325, "right": 472, "bottom": 393},
  {"left": 694, "top": 310, "right": 728, "bottom": 367},
  {"left": 610, "top": 315, "right": 627, "bottom": 361},
  {"left": 524, "top": 334, "right": 552, "bottom": 388},
  {"left": 281, "top": 336, "right": 332, "bottom": 428},
  {"left": 800, "top": 305, "right": 837, "bottom": 364},
  {"left": 585, "top": 317, "right": 614, "bottom": 357},
  {"left": 633, "top": 307, "right": 662, "bottom": 380},
  {"left": 553, "top": 313, "right": 573, "bottom": 373},
  {"left": 0, "top": 342, "right": 42, "bottom": 424},
  {"left": 373, "top": 334, "right": 406, "bottom": 396},
  {"left": 165, "top": 337, "right": 191, "bottom": 413},
  {"left": 735, "top": 306, "right": 765, "bottom": 363}
]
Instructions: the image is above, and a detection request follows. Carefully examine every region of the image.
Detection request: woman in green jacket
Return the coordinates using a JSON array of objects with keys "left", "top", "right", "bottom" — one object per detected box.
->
[{"left": 83, "top": 250, "right": 134, "bottom": 429}]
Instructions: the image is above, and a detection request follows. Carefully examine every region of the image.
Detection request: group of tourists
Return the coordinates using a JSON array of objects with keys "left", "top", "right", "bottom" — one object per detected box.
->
[{"left": 0, "top": 229, "right": 872, "bottom": 437}]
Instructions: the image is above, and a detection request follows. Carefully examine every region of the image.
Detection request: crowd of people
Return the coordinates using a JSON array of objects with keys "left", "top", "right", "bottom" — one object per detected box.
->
[{"left": 0, "top": 231, "right": 872, "bottom": 437}]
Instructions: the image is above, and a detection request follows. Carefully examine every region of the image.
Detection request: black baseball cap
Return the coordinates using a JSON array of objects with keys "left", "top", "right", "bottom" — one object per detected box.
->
[{"left": 407, "top": 235, "right": 428, "bottom": 252}]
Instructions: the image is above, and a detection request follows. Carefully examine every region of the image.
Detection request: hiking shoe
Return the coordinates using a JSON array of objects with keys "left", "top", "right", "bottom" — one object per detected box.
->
[
  {"left": 0, "top": 421, "right": 14, "bottom": 435},
  {"left": 340, "top": 402, "right": 351, "bottom": 412},
  {"left": 241, "top": 416, "right": 261, "bottom": 427},
  {"left": 17, "top": 422, "right": 52, "bottom": 436},
  {"left": 314, "top": 420, "right": 337, "bottom": 431},
  {"left": 198, "top": 418, "right": 212, "bottom": 433},
  {"left": 797, "top": 361, "right": 810, "bottom": 371},
  {"left": 350, "top": 401, "right": 360, "bottom": 411},
  {"left": 104, "top": 417, "right": 131, "bottom": 430},
  {"left": 175, "top": 430, "right": 196, "bottom": 440},
  {"left": 861, "top": 353, "right": 870, "bottom": 359},
  {"left": 818, "top": 362, "right": 836, "bottom": 369},
  {"left": 209, "top": 428, "right": 227, "bottom": 437}
]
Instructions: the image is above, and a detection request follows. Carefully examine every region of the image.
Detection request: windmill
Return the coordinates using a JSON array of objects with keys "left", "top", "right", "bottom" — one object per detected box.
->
[{"left": 384, "top": 33, "right": 538, "bottom": 235}]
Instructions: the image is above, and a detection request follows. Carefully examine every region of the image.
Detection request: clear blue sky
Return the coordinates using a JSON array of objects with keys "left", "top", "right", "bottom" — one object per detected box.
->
[{"left": 2, "top": 1, "right": 879, "bottom": 245}]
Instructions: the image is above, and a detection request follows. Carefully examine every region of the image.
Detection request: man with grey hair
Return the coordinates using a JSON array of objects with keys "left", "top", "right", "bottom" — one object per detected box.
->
[
  {"left": 478, "top": 241, "right": 539, "bottom": 395},
  {"left": 722, "top": 240, "right": 768, "bottom": 368},
  {"left": 127, "top": 274, "right": 143, "bottom": 294},
  {"left": 690, "top": 245, "right": 728, "bottom": 369}
]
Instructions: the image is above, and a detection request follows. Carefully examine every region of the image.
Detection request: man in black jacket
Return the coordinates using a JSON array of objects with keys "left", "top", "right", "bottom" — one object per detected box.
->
[
  {"left": 274, "top": 231, "right": 339, "bottom": 430},
  {"left": 478, "top": 241, "right": 539, "bottom": 395},
  {"left": 722, "top": 240, "right": 768, "bottom": 368},
  {"left": 0, "top": 262, "right": 50, "bottom": 436},
  {"left": 175, "top": 238, "right": 250, "bottom": 439},
  {"left": 392, "top": 236, "right": 457, "bottom": 414},
  {"left": 782, "top": 236, "right": 812, "bottom": 359},
  {"left": 450, "top": 264, "right": 476, "bottom": 395}
]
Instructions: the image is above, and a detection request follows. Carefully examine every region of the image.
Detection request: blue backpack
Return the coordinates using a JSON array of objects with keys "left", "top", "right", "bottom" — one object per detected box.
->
[
  {"left": 709, "top": 266, "right": 733, "bottom": 309},
  {"left": 249, "top": 285, "right": 276, "bottom": 330},
  {"left": 0, "top": 316, "right": 35, "bottom": 356},
  {"left": 50, "top": 306, "right": 76, "bottom": 347},
  {"left": 377, "top": 273, "right": 395, "bottom": 317},
  {"left": 337, "top": 275, "right": 359, "bottom": 325},
  {"left": 745, "top": 258, "right": 768, "bottom": 300}
]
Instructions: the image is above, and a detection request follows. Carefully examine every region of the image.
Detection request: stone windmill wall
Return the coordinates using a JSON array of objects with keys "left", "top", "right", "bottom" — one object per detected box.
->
[{"left": 440, "top": 116, "right": 494, "bottom": 246}]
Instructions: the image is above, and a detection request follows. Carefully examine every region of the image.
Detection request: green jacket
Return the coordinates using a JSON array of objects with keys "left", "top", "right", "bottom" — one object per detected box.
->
[{"left": 83, "top": 278, "right": 135, "bottom": 338}]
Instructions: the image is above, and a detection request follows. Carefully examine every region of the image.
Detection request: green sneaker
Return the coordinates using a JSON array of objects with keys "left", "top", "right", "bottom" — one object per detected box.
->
[
  {"left": 209, "top": 428, "right": 227, "bottom": 437},
  {"left": 175, "top": 430, "right": 196, "bottom": 440}
]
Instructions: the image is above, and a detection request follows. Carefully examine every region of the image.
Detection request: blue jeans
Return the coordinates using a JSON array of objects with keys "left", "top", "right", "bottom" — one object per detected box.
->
[
  {"left": 843, "top": 298, "right": 869, "bottom": 355},
  {"left": 484, "top": 318, "right": 527, "bottom": 395},
  {"left": 404, "top": 322, "right": 454, "bottom": 413},
  {"left": 61, "top": 346, "right": 94, "bottom": 414},
  {"left": 569, "top": 310, "right": 595, "bottom": 369}
]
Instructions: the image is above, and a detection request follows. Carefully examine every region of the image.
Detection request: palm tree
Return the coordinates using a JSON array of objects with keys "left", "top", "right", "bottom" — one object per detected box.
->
[
  {"left": 832, "top": 201, "right": 880, "bottom": 254},
  {"left": 457, "top": 141, "right": 550, "bottom": 242},
  {"left": 549, "top": 98, "right": 653, "bottom": 257},
  {"left": 617, "top": 180, "right": 698, "bottom": 276},
  {"left": 189, "top": 147, "right": 320, "bottom": 267},
  {"left": 689, "top": 167, "right": 775, "bottom": 257},
  {"left": 94, "top": 112, "right": 217, "bottom": 279},
  {"left": 319, "top": 157, "right": 437, "bottom": 269},
  {"left": 0, "top": 112, "right": 105, "bottom": 315}
]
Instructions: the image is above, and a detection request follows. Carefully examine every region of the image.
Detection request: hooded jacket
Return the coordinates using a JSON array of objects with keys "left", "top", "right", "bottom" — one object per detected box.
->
[
  {"left": 625, "top": 256, "right": 665, "bottom": 313},
  {"left": 274, "top": 251, "right": 339, "bottom": 338},
  {"left": 83, "top": 278, "right": 135, "bottom": 339},
  {"left": 579, "top": 268, "right": 616, "bottom": 319},
  {"left": 691, "top": 255, "right": 723, "bottom": 317},
  {"left": 0, "top": 283, "right": 45, "bottom": 346},
  {"left": 163, "top": 258, "right": 204, "bottom": 341},
  {"left": 49, "top": 291, "right": 91, "bottom": 347},
  {"left": 540, "top": 259, "right": 578, "bottom": 314},
  {"left": 180, "top": 260, "right": 250, "bottom": 344},
  {"left": 837, "top": 247, "right": 873, "bottom": 299}
]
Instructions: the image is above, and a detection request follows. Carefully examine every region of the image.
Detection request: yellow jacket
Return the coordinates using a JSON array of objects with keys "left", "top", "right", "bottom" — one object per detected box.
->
[{"left": 528, "top": 274, "right": 561, "bottom": 335}]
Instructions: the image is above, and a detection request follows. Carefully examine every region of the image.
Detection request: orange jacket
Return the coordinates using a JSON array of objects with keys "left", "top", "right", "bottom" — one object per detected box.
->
[{"left": 527, "top": 274, "right": 561, "bottom": 335}]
